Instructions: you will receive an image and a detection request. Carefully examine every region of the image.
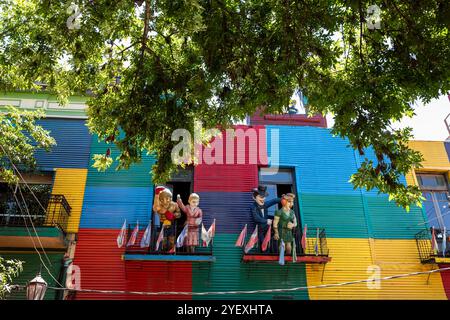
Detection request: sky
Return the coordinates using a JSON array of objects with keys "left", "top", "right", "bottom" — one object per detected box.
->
[{"left": 324, "top": 94, "right": 450, "bottom": 141}]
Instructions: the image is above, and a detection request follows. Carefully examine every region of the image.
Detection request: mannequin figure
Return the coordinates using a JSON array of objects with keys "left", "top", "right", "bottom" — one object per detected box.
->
[{"left": 177, "top": 193, "right": 203, "bottom": 253}]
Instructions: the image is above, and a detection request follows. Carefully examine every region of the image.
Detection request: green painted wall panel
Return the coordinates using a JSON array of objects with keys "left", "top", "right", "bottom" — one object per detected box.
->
[
  {"left": 300, "top": 194, "right": 369, "bottom": 239},
  {"left": 192, "top": 234, "right": 309, "bottom": 300},
  {"left": 366, "top": 196, "right": 426, "bottom": 239},
  {"left": 1, "top": 252, "right": 64, "bottom": 300},
  {"left": 86, "top": 135, "right": 156, "bottom": 187}
]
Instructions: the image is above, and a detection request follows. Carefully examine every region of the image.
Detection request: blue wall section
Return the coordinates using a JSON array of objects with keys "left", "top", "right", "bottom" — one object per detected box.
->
[
  {"left": 267, "top": 126, "right": 360, "bottom": 196},
  {"left": 35, "top": 119, "right": 91, "bottom": 170},
  {"left": 197, "top": 191, "right": 255, "bottom": 234},
  {"left": 80, "top": 186, "right": 153, "bottom": 229}
]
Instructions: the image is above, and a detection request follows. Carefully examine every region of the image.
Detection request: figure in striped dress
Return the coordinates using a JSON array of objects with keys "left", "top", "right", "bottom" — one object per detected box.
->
[{"left": 177, "top": 193, "right": 203, "bottom": 253}]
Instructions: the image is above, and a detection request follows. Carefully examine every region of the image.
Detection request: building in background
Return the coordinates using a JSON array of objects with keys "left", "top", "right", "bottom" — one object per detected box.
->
[
  {"left": 0, "top": 92, "right": 90, "bottom": 299},
  {"left": 1, "top": 92, "right": 450, "bottom": 299}
]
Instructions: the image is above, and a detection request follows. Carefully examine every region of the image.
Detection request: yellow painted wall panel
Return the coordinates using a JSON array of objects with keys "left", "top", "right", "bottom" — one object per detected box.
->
[
  {"left": 51, "top": 168, "right": 87, "bottom": 233},
  {"left": 408, "top": 141, "right": 450, "bottom": 168},
  {"left": 306, "top": 238, "right": 447, "bottom": 299}
]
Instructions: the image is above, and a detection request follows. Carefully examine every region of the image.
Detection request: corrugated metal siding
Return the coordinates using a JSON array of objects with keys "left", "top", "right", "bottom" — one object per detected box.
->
[
  {"left": 300, "top": 193, "right": 369, "bottom": 238},
  {"left": 438, "top": 264, "right": 450, "bottom": 299},
  {"left": 195, "top": 192, "right": 254, "bottom": 234},
  {"left": 35, "top": 119, "right": 91, "bottom": 170},
  {"left": 194, "top": 165, "right": 258, "bottom": 193},
  {"left": 80, "top": 187, "right": 152, "bottom": 229},
  {"left": 409, "top": 141, "right": 449, "bottom": 168},
  {"left": 365, "top": 196, "right": 425, "bottom": 239},
  {"left": 267, "top": 126, "right": 361, "bottom": 196},
  {"left": 196, "top": 125, "right": 267, "bottom": 166},
  {"left": 192, "top": 234, "right": 309, "bottom": 300},
  {"left": 86, "top": 135, "right": 156, "bottom": 187},
  {"left": 125, "top": 261, "right": 192, "bottom": 300},
  {"left": 72, "top": 229, "right": 128, "bottom": 300},
  {"left": 50, "top": 168, "right": 88, "bottom": 233},
  {"left": 306, "top": 238, "right": 446, "bottom": 299},
  {"left": 1, "top": 252, "right": 63, "bottom": 300},
  {"left": 372, "top": 240, "right": 446, "bottom": 299}
]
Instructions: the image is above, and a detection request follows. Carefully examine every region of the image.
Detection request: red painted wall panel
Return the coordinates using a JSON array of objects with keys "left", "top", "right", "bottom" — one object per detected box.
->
[
  {"left": 73, "top": 229, "right": 128, "bottom": 299},
  {"left": 73, "top": 229, "right": 192, "bottom": 300},
  {"left": 438, "top": 264, "right": 450, "bottom": 300},
  {"left": 194, "top": 164, "right": 258, "bottom": 193},
  {"left": 194, "top": 125, "right": 264, "bottom": 192},
  {"left": 195, "top": 125, "right": 267, "bottom": 166},
  {"left": 125, "top": 261, "right": 192, "bottom": 300}
]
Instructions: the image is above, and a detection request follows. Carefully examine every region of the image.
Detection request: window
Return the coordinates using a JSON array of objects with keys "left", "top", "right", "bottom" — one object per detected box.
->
[
  {"left": 0, "top": 172, "right": 54, "bottom": 227},
  {"left": 258, "top": 167, "right": 301, "bottom": 253},
  {"left": 259, "top": 168, "right": 297, "bottom": 217},
  {"left": 417, "top": 173, "right": 450, "bottom": 230}
]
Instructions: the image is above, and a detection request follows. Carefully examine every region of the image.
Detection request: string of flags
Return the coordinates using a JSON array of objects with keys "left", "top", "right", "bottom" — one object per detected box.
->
[{"left": 116, "top": 218, "right": 217, "bottom": 250}]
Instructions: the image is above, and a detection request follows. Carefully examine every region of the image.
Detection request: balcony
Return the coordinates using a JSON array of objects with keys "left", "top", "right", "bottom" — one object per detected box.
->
[
  {"left": 242, "top": 227, "right": 331, "bottom": 264},
  {"left": 415, "top": 228, "right": 450, "bottom": 264},
  {"left": 0, "top": 194, "right": 71, "bottom": 249},
  {"left": 123, "top": 223, "right": 215, "bottom": 262}
]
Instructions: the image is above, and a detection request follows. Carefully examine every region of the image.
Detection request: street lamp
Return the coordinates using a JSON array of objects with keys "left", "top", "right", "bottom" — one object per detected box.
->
[{"left": 26, "top": 273, "right": 48, "bottom": 300}]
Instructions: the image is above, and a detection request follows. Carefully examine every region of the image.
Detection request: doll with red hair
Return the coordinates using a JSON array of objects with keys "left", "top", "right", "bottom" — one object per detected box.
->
[{"left": 153, "top": 186, "right": 181, "bottom": 251}]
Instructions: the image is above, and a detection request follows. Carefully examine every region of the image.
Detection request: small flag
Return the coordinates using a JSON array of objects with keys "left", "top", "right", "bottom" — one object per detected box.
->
[
  {"left": 261, "top": 225, "right": 271, "bottom": 252},
  {"left": 155, "top": 227, "right": 164, "bottom": 251},
  {"left": 176, "top": 224, "right": 189, "bottom": 248},
  {"left": 244, "top": 225, "right": 259, "bottom": 254},
  {"left": 127, "top": 221, "right": 139, "bottom": 247},
  {"left": 279, "top": 240, "right": 285, "bottom": 265},
  {"left": 314, "top": 228, "right": 319, "bottom": 256},
  {"left": 208, "top": 219, "right": 216, "bottom": 240},
  {"left": 201, "top": 223, "right": 209, "bottom": 247},
  {"left": 116, "top": 219, "right": 127, "bottom": 248},
  {"left": 301, "top": 224, "right": 307, "bottom": 252},
  {"left": 235, "top": 224, "right": 247, "bottom": 247},
  {"left": 168, "top": 246, "right": 176, "bottom": 253},
  {"left": 442, "top": 227, "right": 447, "bottom": 257},
  {"left": 140, "top": 222, "right": 152, "bottom": 248},
  {"left": 292, "top": 239, "right": 297, "bottom": 263}
]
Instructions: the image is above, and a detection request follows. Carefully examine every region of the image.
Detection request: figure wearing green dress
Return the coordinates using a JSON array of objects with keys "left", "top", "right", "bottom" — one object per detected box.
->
[{"left": 273, "top": 193, "right": 297, "bottom": 255}]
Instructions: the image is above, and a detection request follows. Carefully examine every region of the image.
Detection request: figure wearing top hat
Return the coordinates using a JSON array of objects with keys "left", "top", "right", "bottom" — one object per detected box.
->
[{"left": 250, "top": 185, "right": 281, "bottom": 251}]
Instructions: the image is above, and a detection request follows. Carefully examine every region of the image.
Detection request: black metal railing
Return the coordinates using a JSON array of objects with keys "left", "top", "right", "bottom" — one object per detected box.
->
[
  {"left": 243, "top": 226, "right": 329, "bottom": 257},
  {"left": 124, "top": 223, "right": 214, "bottom": 256},
  {"left": 0, "top": 194, "right": 71, "bottom": 232},
  {"left": 415, "top": 228, "right": 450, "bottom": 263}
]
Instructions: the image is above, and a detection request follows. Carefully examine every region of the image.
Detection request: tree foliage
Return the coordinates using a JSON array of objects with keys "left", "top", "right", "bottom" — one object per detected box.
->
[
  {"left": 0, "top": 256, "right": 23, "bottom": 299},
  {"left": 0, "top": 0, "right": 449, "bottom": 208},
  {"left": 0, "top": 106, "right": 56, "bottom": 183}
]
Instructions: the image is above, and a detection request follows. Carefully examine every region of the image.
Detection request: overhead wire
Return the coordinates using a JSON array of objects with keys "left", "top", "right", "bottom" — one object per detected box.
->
[{"left": 35, "top": 265, "right": 450, "bottom": 296}]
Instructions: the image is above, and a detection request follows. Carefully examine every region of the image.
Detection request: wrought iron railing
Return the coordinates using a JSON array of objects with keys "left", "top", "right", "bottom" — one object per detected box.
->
[
  {"left": 0, "top": 194, "right": 71, "bottom": 232},
  {"left": 124, "top": 222, "right": 214, "bottom": 256},
  {"left": 415, "top": 228, "right": 450, "bottom": 263},
  {"left": 243, "top": 226, "right": 329, "bottom": 257}
]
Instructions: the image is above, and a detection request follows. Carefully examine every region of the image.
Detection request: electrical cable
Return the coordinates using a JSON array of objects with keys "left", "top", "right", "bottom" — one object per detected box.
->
[
  {"left": 36, "top": 265, "right": 450, "bottom": 296},
  {"left": 0, "top": 143, "right": 54, "bottom": 265},
  {"left": 11, "top": 189, "right": 64, "bottom": 288}
]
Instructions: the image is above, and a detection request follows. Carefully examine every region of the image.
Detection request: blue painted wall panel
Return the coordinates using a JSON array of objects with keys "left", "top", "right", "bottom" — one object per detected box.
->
[
  {"left": 197, "top": 191, "right": 254, "bottom": 234},
  {"left": 266, "top": 126, "right": 360, "bottom": 195},
  {"left": 34, "top": 119, "right": 91, "bottom": 170},
  {"left": 80, "top": 186, "right": 153, "bottom": 229}
]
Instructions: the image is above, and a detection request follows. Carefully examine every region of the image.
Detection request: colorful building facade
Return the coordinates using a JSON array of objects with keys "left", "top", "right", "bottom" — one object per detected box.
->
[{"left": 1, "top": 93, "right": 450, "bottom": 299}]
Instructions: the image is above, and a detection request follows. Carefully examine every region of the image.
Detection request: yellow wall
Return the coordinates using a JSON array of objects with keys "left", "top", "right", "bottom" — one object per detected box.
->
[
  {"left": 407, "top": 141, "right": 450, "bottom": 185},
  {"left": 306, "top": 238, "right": 447, "bottom": 299},
  {"left": 50, "top": 168, "right": 88, "bottom": 233}
]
